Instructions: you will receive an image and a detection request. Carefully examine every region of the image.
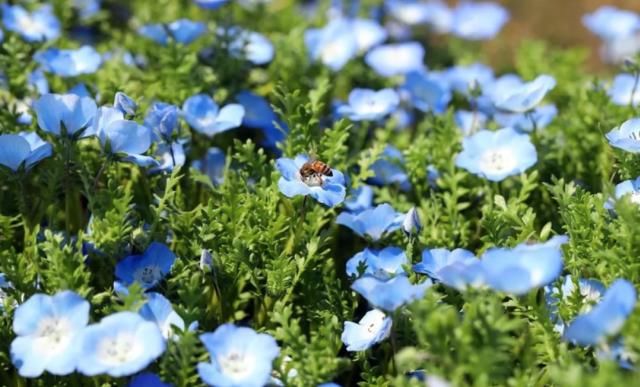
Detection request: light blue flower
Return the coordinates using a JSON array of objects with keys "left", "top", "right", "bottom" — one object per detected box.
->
[
  {"left": 236, "top": 91, "right": 287, "bottom": 148},
  {"left": 455, "top": 127, "right": 537, "bottom": 182},
  {"left": 305, "top": 19, "right": 358, "bottom": 71},
  {"left": 606, "top": 118, "right": 640, "bottom": 152},
  {"left": 73, "top": 0, "right": 101, "bottom": 20},
  {"left": 145, "top": 102, "right": 179, "bottom": 141},
  {"left": 139, "top": 292, "right": 185, "bottom": 340},
  {"left": 182, "top": 94, "right": 245, "bottom": 137},
  {"left": 77, "top": 311, "right": 165, "bottom": 377},
  {"left": 341, "top": 309, "right": 392, "bottom": 351},
  {"left": 114, "top": 92, "right": 137, "bottom": 116},
  {"left": 130, "top": 372, "right": 172, "bottom": 387},
  {"left": 476, "top": 73, "right": 522, "bottom": 114},
  {"left": 198, "top": 324, "right": 280, "bottom": 387},
  {"left": 386, "top": 0, "right": 452, "bottom": 30},
  {"left": 402, "top": 207, "right": 421, "bottom": 236},
  {"left": 444, "top": 63, "right": 494, "bottom": 95},
  {"left": 115, "top": 242, "right": 176, "bottom": 289},
  {"left": 352, "top": 275, "right": 431, "bottom": 312},
  {"left": 413, "top": 248, "right": 483, "bottom": 290},
  {"left": 404, "top": 70, "right": 451, "bottom": 113},
  {"left": 564, "top": 279, "right": 636, "bottom": 346},
  {"left": 10, "top": 291, "right": 89, "bottom": 377},
  {"left": 34, "top": 46, "right": 102, "bottom": 77},
  {"left": 151, "top": 141, "right": 187, "bottom": 173},
  {"left": 93, "top": 107, "right": 155, "bottom": 166},
  {"left": 608, "top": 73, "right": 640, "bottom": 106},
  {"left": 544, "top": 275, "right": 605, "bottom": 334},
  {"left": 337, "top": 88, "right": 399, "bottom": 121},
  {"left": 139, "top": 19, "right": 206, "bottom": 45},
  {"left": 276, "top": 155, "right": 346, "bottom": 207},
  {"left": 455, "top": 110, "right": 487, "bottom": 135},
  {"left": 596, "top": 339, "right": 635, "bottom": 370},
  {"left": 28, "top": 69, "right": 49, "bottom": 95},
  {"left": 68, "top": 83, "right": 92, "bottom": 98},
  {"left": 1, "top": 4, "right": 60, "bottom": 42},
  {"left": 450, "top": 1, "right": 509, "bottom": 40},
  {"left": 494, "top": 74, "right": 556, "bottom": 113},
  {"left": 337, "top": 203, "right": 404, "bottom": 241},
  {"left": 344, "top": 185, "right": 374, "bottom": 213},
  {"left": 33, "top": 93, "right": 97, "bottom": 138},
  {"left": 138, "top": 24, "right": 169, "bottom": 45},
  {"left": 365, "top": 42, "right": 425, "bottom": 77},
  {"left": 368, "top": 145, "right": 410, "bottom": 190},
  {"left": 193, "top": 147, "right": 226, "bottom": 186},
  {"left": 0, "top": 132, "right": 52, "bottom": 172},
  {"left": 346, "top": 247, "right": 407, "bottom": 279},
  {"left": 494, "top": 104, "right": 558, "bottom": 132},
  {"left": 480, "top": 236, "right": 566, "bottom": 295},
  {"left": 352, "top": 18, "right": 387, "bottom": 52},
  {"left": 194, "top": 0, "right": 230, "bottom": 9},
  {"left": 605, "top": 177, "right": 640, "bottom": 210},
  {"left": 582, "top": 6, "right": 640, "bottom": 41},
  {"left": 225, "top": 27, "right": 275, "bottom": 65}
]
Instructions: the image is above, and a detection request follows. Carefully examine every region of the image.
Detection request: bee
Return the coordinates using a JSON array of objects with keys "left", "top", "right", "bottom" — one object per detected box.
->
[{"left": 299, "top": 159, "right": 333, "bottom": 186}]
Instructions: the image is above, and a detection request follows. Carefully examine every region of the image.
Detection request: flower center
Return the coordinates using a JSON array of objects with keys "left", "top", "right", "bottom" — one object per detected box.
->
[
  {"left": 134, "top": 264, "right": 162, "bottom": 288},
  {"left": 17, "top": 14, "right": 44, "bottom": 36},
  {"left": 321, "top": 41, "right": 343, "bottom": 63},
  {"left": 98, "top": 334, "right": 142, "bottom": 366},
  {"left": 300, "top": 173, "right": 324, "bottom": 187},
  {"left": 479, "top": 148, "right": 516, "bottom": 173},
  {"left": 628, "top": 131, "right": 640, "bottom": 141},
  {"left": 35, "top": 317, "right": 72, "bottom": 355},
  {"left": 217, "top": 351, "right": 253, "bottom": 379}
]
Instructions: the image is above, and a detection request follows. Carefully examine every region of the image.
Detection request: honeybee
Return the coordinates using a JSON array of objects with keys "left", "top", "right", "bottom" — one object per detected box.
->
[{"left": 299, "top": 159, "right": 333, "bottom": 186}]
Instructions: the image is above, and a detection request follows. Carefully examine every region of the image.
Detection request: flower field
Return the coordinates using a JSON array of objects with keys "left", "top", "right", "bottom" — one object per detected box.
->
[{"left": 1, "top": 1, "right": 640, "bottom": 386}]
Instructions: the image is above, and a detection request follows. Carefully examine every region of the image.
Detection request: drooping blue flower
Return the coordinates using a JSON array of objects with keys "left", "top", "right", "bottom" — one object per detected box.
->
[
  {"left": 582, "top": 6, "right": 640, "bottom": 41},
  {"left": 455, "top": 110, "right": 487, "bottom": 135},
  {"left": 115, "top": 242, "right": 176, "bottom": 289},
  {"left": 0, "top": 132, "right": 52, "bottom": 172},
  {"left": 93, "top": 107, "right": 155, "bottom": 166},
  {"left": 304, "top": 19, "right": 358, "bottom": 71},
  {"left": 605, "top": 177, "right": 640, "bottom": 210},
  {"left": 336, "top": 88, "right": 399, "bottom": 121},
  {"left": 34, "top": 46, "right": 102, "bottom": 77},
  {"left": 130, "top": 372, "right": 172, "bottom": 387},
  {"left": 344, "top": 185, "right": 374, "bottom": 213},
  {"left": 403, "top": 70, "right": 451, "bottom": 113},
  {"left": 606, "top": 118, "right": 640, "bottom": 152},
  {"left": 10, "top": 291, "right": 89, "bottom": 377},
  {"left": 144, "top": 102, "right": 180, "bottom": 141},
  {"left": 564, "top": 279, "right": 636, "bottom": 346},
  {"left": 200, "top": 249, "right": 213, "bottom": 271},
  {"left": 444, "top": 63, "right": 494, "bottom": 95},
  {"left": 480, "top": 236, "right": 566, "bottom": 295},
  {"left": 402, "top": 207, "right": 421, "bottom": 236},
  {"left": 336, "top": 203, "right": 404, "bottom": 241},
  {"left": 544, "top": 275, "right": 606, "bottom": 334},
  {"left": 413, "top": 248, "right": 483, "bottom": 290},
  {"left": 193, "top": 147, "right": 226, "bottom": 186},
  {"left": 1, "top": 4, "right": 60, "bottom": 42},
  {"left": 493, "top": 74, "right": 556, "bottom": 113},
  {"left": 224, "top": 27, "right": 275, "bottom": 65},
  {"left": 365, "top": 42, "right": 425, "bottom": 77},
  {"left": 114, "top": 92, "right": 137, "bottom": 116},
  {"left": 455, "top": 127, "right": 537, "bottom": 182},
  {"left": 276, "top": 155, "right": 346, "bottom": 207},
  {"left": 139, "top": 293, "right": 186, "bottom": 340},
  {"left": 494, "top": 104, "right": 558, "bottom": 132},
  {"left": 368, "top": 146, "right": 410, "bottom": 190},
  {"left": 33, "top": 93, "right": 97, "bottom": 138},
  {"left": 341, "top": 309, "right": 392, "bottom": 351},
  {"left": 77, "top": 311, "right": 165, "bottom": 377},
  {"left": 139, "top": 19, "right": 206, "bottom": 45},
  {"left": 182, "top": 94, "right": 245, "bottom": 137},
  {"left": 346, "top": 247, "right": 407, "bottom": 279},
  {"left": 235, "top": 90, "right": 287, "bottom": 148},
  {"left": 352, "top": 275, "right": 431, "bottom": 312},
  {"left": 151, "top": 141, "right": 187, "bottom": 174},
  {"left": 450, "top": 1, "right": 509, "bottom": 40},
  {"left": 198, "top": 324, "right": 280, "bottom": 387},
  {"left": 194, "top": 0, "right": 230, "bottom": 9},
  {"left": 608, "top": 73, "right": 640, "bottom": 106}
]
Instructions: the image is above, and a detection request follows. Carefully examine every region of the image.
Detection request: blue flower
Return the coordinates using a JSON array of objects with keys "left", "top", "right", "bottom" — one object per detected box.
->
[
  {"left": 545, "top": 275, "right": 605, "bottom": 334},
  {"left": 583, "top": 6, "right": 640, "bottom": 41},
  {"left": 138, "top": 24, "right": 169, "bottom": 45},
  {"left": 276, "top": 155, "right": 346, "bottom": 207},
  {"left": 10, "top": 291, "right": 89, "bottom": 377},
  {"left": 450, "top": 1, "right": 509, "bottom": 40},
  {"left": 130, "top": 372, "right": 172, "bottom": 387},
  {"left": 608, "top": 73, "right": 640, "bottom": 106},
  {"left": 34, "top": 46, "right": 102, "bottom": 77},
  {"left": 606, "top": 118, "right": 640, "bottom": 152},
  {"left": 305, "top": 19, "right": 358, "bottom": 71},
  {"left": 336, "top": 203, "right": 404, "bottom": 241},
  {"left": 605, "top": 177, "right": 640, "bottom": 210},
  {"left": 1, "top": 4, "right": 60, "bottom": 42},
  {"left": 478, "top": 73, "right": 523, "bottom": 113},
  {"left": 73, "top": 0, "right": 101, "bottom": 21},
  {"left": 77, "top": 311, "right": 165, "bottom": 377},
  {"left": 0, "top": 132, "right": 52, "bottom": 172},
  {"left": 69, "top": 83, "right": 92, "bottom": 98},
  {"left": 28, "top": 69, "right": 49, "bottom": 95},
  {"left": 444, "top": 63, "right": 494, "bottom": 95},
  {"left": 455, "top": 110, "right": 487, "bottom": 135},
  {"left": 402, "top": 207, "right": 421, "bottom": 236},
  {"left": 596, "top": 339, "right": 635, "bottom": 370},
  {"left": 151, "top": 141, "right": 187, "bottom": 173},
  {"left": 139, "top": 19, "right": 206, "bottom": 45},
  {"left": 455, "top": 128, "right": 537, "bottom": 182},
  {"left": 193, "top": 147, "right": 225, "bottom": 186},
  {"left": 337, "top": 88, "right": 399, "bottom": 121},
  {"left": 368, "top": 146, "right": 410, "bottom": 190},
  {"left": 144, "top": 102, "right": 179, "bottom": 141},
  {"left": 413, "top": 248, "right": 483, "bottom": 290},
  {"left": 352, "top": 275, "right": 431, "bottom": 312},
  {"left": 344, "top": 185, "right": 374, "bottom": 213},
  {"left": 404, "top": 70, "right": 451, "bottom": 113},
  {"left": 236, "top": 91, "right": 287, "bottom": 148},
  {"left": 139, "top": 293, "right": 186, "bottom": 340},
  {"left": 493, "top": 74, "right": 556, "bottom": 113},
  {"left": 114, "top": 92, "right": 137, "bottom": 116},
  {"left": 494, "top": 104, "right": 558, "bottom": 132},
  {"left": 564, "top": 279, "right": 636, "bottom": 346},
  {"left": 182, "top": 94, "right": 245, "bottom": 137},
  {"left": 224, "top": 27, "right": 275, "bottom": 65},
  {"left": 386, "top": 0, "right": 452, "bottom": 30},
  {"left": 351, "top": 18, "right": 387, "bottom": 52},
  {"left": 346, "top": 247, "right": 407, "bottom": 279},
  {"left": 198, "top": 324, "right": 280, "bottom": 387},
  {"left": 480, "top": 236, "right": 566, "bottom": 295},
  {"left": 115, "top": 242, "right": 176, "bottom": 289},
  {"left": 341, "top": 309, "right": 392, "bottom": 351},
  {"left": 93, "top": 107, "right": 155, "bottom": 166},
  {"left": 33, "top": 93, "right": 97, "bottom": 138},
  {"left": 365, "top": 42, "right": 425, "bottom": 77},
  {"left": 194, "top": 0, "right": 229, "bottom": 9}
]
